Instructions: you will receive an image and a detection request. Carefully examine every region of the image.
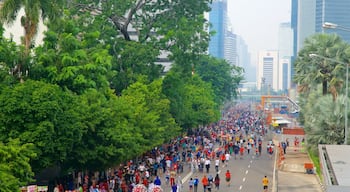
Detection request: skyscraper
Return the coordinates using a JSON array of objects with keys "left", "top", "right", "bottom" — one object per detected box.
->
[
  {"left": 278, "top": 22, "right": 293, "bottom": 92},
  {"left": 224, "top": 30, "right": 237, "bottom": 65},
  {"left": 208, "top": 0, "right": 227, "bottom": 59},
  {"left": 316, "top": 0, "right": 350, "bottom": 42},
  {"left": 257, "top": 51, "right": 279, "bottom": 91},
  {"left": 296, "top": 0, "right": 316, "bottom": 52},
  {"left": 290, "top": 0, "right": 298, "bottom": 88},
  {"left": 236, "top": 36, "right": 253, "bottom": 81}
]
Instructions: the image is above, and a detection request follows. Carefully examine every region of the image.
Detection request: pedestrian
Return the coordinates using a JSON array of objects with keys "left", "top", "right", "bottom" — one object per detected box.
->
[
  {"left": 171, "top": 183, "right": 178, "bottom": 192},
  {"left": 281, "top": 142, "right": 287, "bottom": 154},
  {"left": 206, "top": 180, "right": 212, "bottom": 192},
  {"left": 215, "top": 158, "right": 219, "bottom": 173},
  {"left": 262, "top": 175, "right": 269, "bottom": 192},
  {"left": 247, "top": 142, "right": 251, "bottom": 154},
  {"left": 233, "top": 144, "right": 239, "bottom": 159},
  {"left": 189, "top": 178, "right": 194, "bottom": 192},
  {"left": 268, "top": 145, "right": 274, "bottom": 159},
  {"left": 214, "top": 174, "right": 220, "bottom": 190},
  {"left": 205, "top": 158, "right": 211, "bottom": 173},
  {"left": 225, "top": 170, "right": 231, "bottom": 187},
  {"left": 193, "top": 176, "right": 199, "bottom": 192},
  {"left": 177, "top": 175, "right": 183, "bottom": 192},
  {"left": 201, "top": 175, "right": 209, "bottom": 192},
  {"left": 224, "top": 152, "right": 230, "bottom": 166},
  {"left": 148, "top": 181, "right": 155, "bottom": 192},
  {"left": 165, "top": 170, "right": 170, "bottom": 186},
  {"left": 239, "top": 145, "right": 244, "bottom": 159},
  {"left": 154, "top": 176, "right": 161, "bottom": 186},
  {"left": 220, "top": 153, "right": 225, "bottom": 166}
]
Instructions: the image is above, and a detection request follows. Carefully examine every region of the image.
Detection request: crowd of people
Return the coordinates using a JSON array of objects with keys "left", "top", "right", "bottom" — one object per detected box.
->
[{"left": 54, "top": 103, "right": 273, "bottom": 192}]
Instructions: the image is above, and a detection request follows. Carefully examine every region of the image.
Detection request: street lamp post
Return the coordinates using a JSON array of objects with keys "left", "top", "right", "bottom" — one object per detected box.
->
[{"left": 309, "top": 53, "right": 348, "bottom": 144}]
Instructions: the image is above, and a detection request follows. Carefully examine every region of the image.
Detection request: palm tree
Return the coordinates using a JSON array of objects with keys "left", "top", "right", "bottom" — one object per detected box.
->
[
  {"left": 0, "top": 0, "right": 63, "bottom": 78},
  {"left": 294, "top": 33, "right": 349, "bottom": 101},
  {"left": 304, "top": 94, "right": 346, "bottom": 147}
]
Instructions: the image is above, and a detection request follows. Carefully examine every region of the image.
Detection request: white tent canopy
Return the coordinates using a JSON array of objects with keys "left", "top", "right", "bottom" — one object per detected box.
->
[{"left": 275, "top": 119, "right": 291, "bottom": 124}]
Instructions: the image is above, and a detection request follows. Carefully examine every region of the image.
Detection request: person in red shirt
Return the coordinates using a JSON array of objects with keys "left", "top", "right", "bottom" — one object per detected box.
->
[
  {"left": 135, "top": 171, "right": 141, "bottom": 184},
  {"left": 225, "top": 170, "right": 231, "bottom": 187},
  {"left": 201, "top": 175, "right": 209, "bottom": 192},
  {"left": 142, "top": 177, "right": 149, "bottom": 188},
  {"left": 239, "top": 146, "right": 245, "bottom": 159},
  {"left": 220, "top": 153, "right": 226, "bottom": 164}
]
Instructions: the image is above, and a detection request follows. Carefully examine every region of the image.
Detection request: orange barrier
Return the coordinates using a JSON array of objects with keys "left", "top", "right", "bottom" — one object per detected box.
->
[
  {"left": 304, "top": 163, "right": 314, "bottom": 174},
  {"left": 277, "top": 145, "right": 285, "bottom": 168}
]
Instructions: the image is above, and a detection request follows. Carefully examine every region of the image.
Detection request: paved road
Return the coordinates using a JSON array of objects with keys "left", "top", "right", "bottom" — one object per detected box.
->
[{"left": 159, "top": 133, "right": 276, "bottom": 192}]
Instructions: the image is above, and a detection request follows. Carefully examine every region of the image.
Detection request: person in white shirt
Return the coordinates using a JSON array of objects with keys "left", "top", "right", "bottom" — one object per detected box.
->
[
  {"left": 215, "top": 158, "right": 220, "bottom": 172},
  {"left": 204, "top": 158, "right": 211, "bottom": 173},
  {"left": 225, "top": 153, "right": 230, "bottom": 166},
  {"left": 148, "top": 182, "right": 155, "bottom": 192}
]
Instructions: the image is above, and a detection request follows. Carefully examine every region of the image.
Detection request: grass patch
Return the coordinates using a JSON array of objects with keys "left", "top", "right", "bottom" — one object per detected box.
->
[{"left": 308, "top": 149, "right": 323, "bottom": 181}]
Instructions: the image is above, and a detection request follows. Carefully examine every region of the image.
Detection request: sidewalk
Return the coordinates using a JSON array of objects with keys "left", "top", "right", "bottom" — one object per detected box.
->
[{"left": 276, "top": 144, "right": 325, "bottom": 192}]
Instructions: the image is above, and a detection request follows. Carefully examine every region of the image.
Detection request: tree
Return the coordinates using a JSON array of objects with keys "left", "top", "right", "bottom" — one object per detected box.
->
[
  {"left": 0, "top": 25, "right": 21, "bottom": 85},
  {"left": 303, "top": 94, "right": 347, "bottom": 148},
  {"left": 162, "top": 69, "right": 220, "bottom": 130},
  {"left": 68, "top": 0, "right": 212, "bottom": 93},
  {"left": 109, "top": 40, "right": 162, "bottom": 95},
  {"left": 0, "top": 80, "right": 84, "bottom": 172},
  {"left": 0, "top": 0, "right": 64, "bottom": 79},
  {"left": 294, "top": 33, "right": 349, "bottom": 100},
  {"left": 0, "top": 139, "right": 36, "bottom": 192},
  {"left": 121, "top": 78, "right": 181, "bottom": 148},
  {"left": 196, "top": 56, "right": 244, "bottom": 104},
  {"left": 31, "top": 19, "right": 112, "bottom": 94}
]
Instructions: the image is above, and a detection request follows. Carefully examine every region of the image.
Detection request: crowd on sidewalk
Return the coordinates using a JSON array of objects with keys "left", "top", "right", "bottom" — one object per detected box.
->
[{"left": 54, "top": 103, "right": 270, "bottom": 192}]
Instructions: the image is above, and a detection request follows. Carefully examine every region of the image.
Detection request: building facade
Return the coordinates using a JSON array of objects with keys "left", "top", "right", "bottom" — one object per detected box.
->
[
  {"left": 209, "top": 0, "right": 227, "bottom": 59},
  {"left": 316, "top": 0, "right": 350, "bottom": 42},
  {"left": 296, "top": 0, "right": 316, "bottom": 52},
  {"left": 224, "top": 30, "right": 237, "bottom": 65},
  {"left": 278, "top": 22, "right": 293, "bottom": 91},
  {"left": 257, "top": 51, "right": 279, "bottom": 91}
]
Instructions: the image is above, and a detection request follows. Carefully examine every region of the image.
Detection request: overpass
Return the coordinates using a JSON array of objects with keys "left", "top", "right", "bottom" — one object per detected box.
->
[{"left": 260, "top": 95, "right": 300, "bottom": 112}]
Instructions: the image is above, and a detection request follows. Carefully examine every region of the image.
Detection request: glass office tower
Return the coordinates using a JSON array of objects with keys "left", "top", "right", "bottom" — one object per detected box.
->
[
  {"left": 316, "top": 0, "right": 350, "bottom": 42},
  {"left": 208, "top": 0, "right": 227, "bottom": 59}
]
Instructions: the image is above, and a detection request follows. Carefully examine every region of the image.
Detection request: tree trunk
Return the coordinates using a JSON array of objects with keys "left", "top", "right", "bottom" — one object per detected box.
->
[{"left": 322, "top": 81, "right": 327, "bottom": 95}]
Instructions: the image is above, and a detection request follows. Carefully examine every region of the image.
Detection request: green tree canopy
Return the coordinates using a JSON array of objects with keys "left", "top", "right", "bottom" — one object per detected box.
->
[
  {"left": 0, "top": 80, "right": 84, "bottom": 172},
  {"left": 0, "top": 139, "right": 36, "bottom": 192},
  {"left": 0, "top": 0, "right": 64, "bottom": 79},
  {"left": 196, "top": 56, "right": 244, "bottom": 104},
  {"left": 31, "top": 19, "right": 112, "bottom": 94}
]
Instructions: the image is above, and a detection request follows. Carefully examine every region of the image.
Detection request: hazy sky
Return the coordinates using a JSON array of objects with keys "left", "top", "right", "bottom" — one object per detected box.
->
[{"left": 227, "top": 0, "right": 291, "bottom": 64}]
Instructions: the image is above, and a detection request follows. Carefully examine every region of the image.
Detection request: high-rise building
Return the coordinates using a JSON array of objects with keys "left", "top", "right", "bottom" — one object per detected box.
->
[
  {"left": 290, "top": 0, "right": 298, "bottom": 58},
  {"left": 208, "top": 0, "right": 227, "bottom": 59},
  {"left": 290, "top": 0, "right": 298, "bottom": 88},
  {"left": 224, "top": 30, "right": 237, "bottom": 65},
  {"left": 257, "top": 51, "right": 279, "bottom": 91},
  {"left": 278, "top": 22, "right": 293, "bottom": 91},
  {"left": 296, "top": 0, "right": 316, "bottom": 52},
  {"left": 295, "top": 0, "right": 350, "bottom": 52},
  {"left": 236, "top": 36, "right": 253, "bottom": 81},
  {"left": 279, "top": 58, "right": 291, "bottom": 93},
  {"left": 316, "top": 0, "right": 350, "bottom": 42}
]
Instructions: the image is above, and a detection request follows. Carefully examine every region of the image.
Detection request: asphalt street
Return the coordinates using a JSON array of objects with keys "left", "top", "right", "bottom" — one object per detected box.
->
[{"left": 160, "top": 133, "right": 275, "bottom": 192}]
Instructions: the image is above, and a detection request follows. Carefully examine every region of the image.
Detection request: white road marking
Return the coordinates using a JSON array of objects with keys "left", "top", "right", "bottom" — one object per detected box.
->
[
  {"left": 245, "top": 170, "right": 249, "bottom": 174},
  {"left": 243, "top": 177, "right": 246, "bottom": 182}
]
